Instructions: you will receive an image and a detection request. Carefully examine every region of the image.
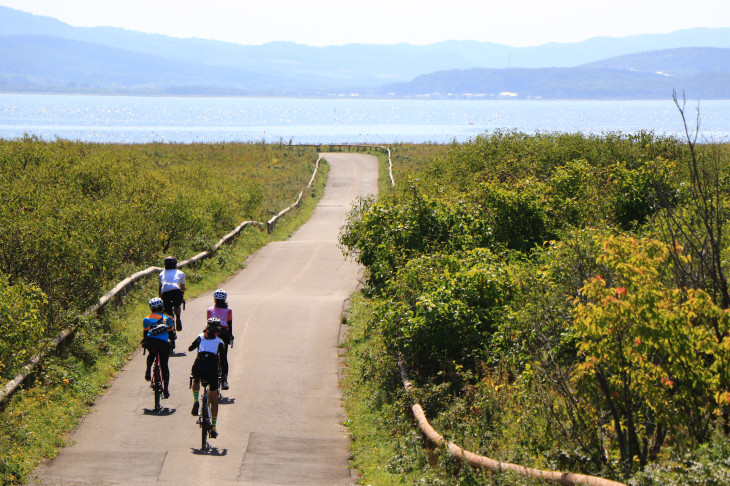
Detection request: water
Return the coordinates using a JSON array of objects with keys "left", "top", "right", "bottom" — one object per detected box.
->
[{"left": 0, "top": 94, "right": 728, "bottom": 144}]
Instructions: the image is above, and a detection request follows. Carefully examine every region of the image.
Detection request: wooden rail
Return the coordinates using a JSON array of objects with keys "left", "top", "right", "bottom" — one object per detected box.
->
[{"left": 398, "top": 360, "right": 627, "bottom": 486}]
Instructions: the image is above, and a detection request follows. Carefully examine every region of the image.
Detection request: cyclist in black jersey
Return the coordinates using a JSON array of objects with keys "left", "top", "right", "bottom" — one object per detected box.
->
[{"left": 189, "top": 317, "right": 225, "bottom": 438}]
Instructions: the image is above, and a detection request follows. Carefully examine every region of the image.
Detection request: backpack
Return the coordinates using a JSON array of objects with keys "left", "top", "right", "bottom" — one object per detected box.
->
[{"left": 148, "top": 317, "right": 168, "bottom": 336}]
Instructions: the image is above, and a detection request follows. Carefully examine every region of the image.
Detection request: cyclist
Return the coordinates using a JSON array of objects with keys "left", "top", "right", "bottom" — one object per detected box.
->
[
  {"left": 189, "top": 317, "right": 225, "bottom": 438},
  {"left": 159, "top": 256, "right": 185, "bottom": 331},
  {"left": 142, "top": 297, "right": 175, "bottom": 398},
  {"left": 206, "top": 288, "right": 233, "bottom": 390}
]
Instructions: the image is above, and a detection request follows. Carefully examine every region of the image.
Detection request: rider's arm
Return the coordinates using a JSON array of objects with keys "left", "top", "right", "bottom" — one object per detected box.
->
[{"left": 188, "top": 336, "right": 201, "bottom": 352}]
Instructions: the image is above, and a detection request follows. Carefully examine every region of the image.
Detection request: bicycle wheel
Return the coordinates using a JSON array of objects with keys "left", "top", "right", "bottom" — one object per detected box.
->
[
  {"left": 153, "top": 362, "right": 162, "bottom": 412},
  {"left": 201, "top": 393, "right": 209, "bottom": 451}
]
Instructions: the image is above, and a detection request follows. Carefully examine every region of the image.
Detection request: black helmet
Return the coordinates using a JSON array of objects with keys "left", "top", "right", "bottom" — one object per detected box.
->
[{"left": 164, "top": 256, "right": 177, "bottom": 269}]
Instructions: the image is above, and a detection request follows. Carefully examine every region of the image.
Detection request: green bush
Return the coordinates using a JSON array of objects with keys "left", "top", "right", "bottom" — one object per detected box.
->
[
  {"left": 0, "top": 274, "right": 49, "bottom": 379},
  {"left": 341, "top": 132, "right": 730, "bottom": 484},
  {"left": 379, "top": 249, "right": 512, "bottom": 379}
]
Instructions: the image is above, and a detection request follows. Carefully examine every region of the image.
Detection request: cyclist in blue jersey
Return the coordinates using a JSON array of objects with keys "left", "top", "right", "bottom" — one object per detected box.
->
[
  {"left": 189, "top": 317, "right": 225, "bottom": 438},
  {"left": 143, "top": 297, "right": 175, "bottom": 398}
]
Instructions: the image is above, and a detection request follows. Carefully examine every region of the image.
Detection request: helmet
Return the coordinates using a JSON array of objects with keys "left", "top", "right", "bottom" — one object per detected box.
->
[
  {"left": 164, "top": 256, "right": 177, "bottom": 269},
  {"left": 148, "top": 297, "right": 164, "bottom": 310},
  {"left": 213, "top": 289, "right": 227, "bottom": 301},
  {"left": 206, "top": 317, "right": 222, "bottom": 331}
]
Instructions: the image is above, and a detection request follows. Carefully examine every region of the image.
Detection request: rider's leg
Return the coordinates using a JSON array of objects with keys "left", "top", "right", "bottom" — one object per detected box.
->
[
  {"left": 174, "top": 303, "right": 182, "bottom": 330},
  {"left": 160, "top": 350, "right": 171, "bottom": 397},
  {"left": 145, "top": 349, "right": 154, "bottom": 380},
  {"left": 210, "top": 389, "right": 219, "bottom": 418},
  {"left": 220, "top": 344, "right": 229, "bottom": 389},
  {"left": 191, "top": 379, "right": 200, "bottom": 415},
  {"left": 209, "top": 389, "right": 219, "bottom": 437}
]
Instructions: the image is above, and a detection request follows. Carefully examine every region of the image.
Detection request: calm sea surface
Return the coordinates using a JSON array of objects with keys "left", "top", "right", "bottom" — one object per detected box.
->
[{"left": 0, "top": 94, "right": 728, "bottom": 144}]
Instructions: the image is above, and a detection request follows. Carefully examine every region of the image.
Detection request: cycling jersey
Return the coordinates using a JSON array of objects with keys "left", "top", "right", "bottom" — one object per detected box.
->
[
  {"left": 159, "top": 269, "right": 186, "bottom": 294},
  {"left": 191, "top": 334, "right": 224, "bottom": 354},
  {"left": 207, "top": 307, "right": 232, "bottom": 329},
  {"left": 143, "top": 312, "right": 174, "bottom": 342}
]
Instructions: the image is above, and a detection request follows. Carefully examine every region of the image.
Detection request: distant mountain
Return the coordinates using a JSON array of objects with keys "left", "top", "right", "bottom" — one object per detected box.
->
[
  {"left": 378, "top": 48, "right": 730, "bottom": 100},
  {"left": 1, "top": 6, "right": 730, "bottom": 98},
  {"left": 0, "top": 35, "right": 285, "bottom": 94},
  {"left": 582, "top": 47, "right": 730, "bottom": 76}
]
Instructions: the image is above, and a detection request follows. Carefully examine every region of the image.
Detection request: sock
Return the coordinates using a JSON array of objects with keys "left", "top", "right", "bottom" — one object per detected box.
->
[
  {"left": 211, "top": 418, "right": 217, "bottom": 428},
  {"left": 193, "top": 391, "right": 199, "bottom": 401}
]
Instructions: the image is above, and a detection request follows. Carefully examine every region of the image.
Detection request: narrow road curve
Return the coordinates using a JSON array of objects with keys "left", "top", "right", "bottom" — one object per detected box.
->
[{"left": 33, "top": 153, "right": 378, "bottom": 486}]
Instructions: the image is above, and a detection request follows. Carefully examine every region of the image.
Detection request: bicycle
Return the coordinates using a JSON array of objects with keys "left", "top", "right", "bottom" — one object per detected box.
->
[
  {"left": 150, "top": 349, "right": 165, "bottom": 412},
  {"left": 143, "top": 346, "right": 165, "bottom": 412},
  {"left": 190, "top": 375, "right": 213, "bottom": 452}
]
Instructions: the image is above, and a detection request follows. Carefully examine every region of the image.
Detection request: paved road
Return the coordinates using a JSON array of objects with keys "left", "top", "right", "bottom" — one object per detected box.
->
[{"left": 33, "top": 153, "right": 378, "bottom": 486}]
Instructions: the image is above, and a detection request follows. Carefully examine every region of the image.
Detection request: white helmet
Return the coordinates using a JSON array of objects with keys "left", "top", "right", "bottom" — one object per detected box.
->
[
  {"left": 213, "top": 289, "right": 227, "bottom": 301},
  {"left": 148, "top": 297, "right": 164, "bottom": 310}
]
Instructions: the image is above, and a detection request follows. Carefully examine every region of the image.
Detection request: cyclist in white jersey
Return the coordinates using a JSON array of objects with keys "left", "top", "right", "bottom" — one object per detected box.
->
[
  {"left": 189, "top": 318, "right": 225, "bottom": 438},
  {"left": 159, "top": 256, "right": 185, "bottom": 331}
]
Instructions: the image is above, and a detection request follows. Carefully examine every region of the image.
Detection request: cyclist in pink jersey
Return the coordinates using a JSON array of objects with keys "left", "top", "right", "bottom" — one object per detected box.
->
[{"left": 207, "top": 289, "right": 233, "bottom": 390}]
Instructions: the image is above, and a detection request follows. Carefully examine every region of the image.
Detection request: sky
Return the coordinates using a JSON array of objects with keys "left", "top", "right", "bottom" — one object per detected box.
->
[{"left": 0, "top": 0, "right": 729, "bottom": 47}]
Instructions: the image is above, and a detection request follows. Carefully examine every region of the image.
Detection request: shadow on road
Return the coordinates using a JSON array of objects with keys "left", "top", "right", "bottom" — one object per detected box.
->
[
  {"left": 192, "top": 447, "right": 228, "bottom": 456},
  {"left": 142, "top": 407, "right": 176, "bottom": 416}
]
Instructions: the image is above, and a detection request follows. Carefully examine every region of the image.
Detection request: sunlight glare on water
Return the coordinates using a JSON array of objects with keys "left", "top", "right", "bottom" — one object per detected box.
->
[{"left": 0, "top": 94, "right": 728, "bottom": 144}]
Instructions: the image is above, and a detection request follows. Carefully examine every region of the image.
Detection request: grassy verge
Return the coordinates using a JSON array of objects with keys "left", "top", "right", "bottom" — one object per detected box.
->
[
  {"left": 0, "top": 159, "right": 329, "bottom": 486},
  {"left": 342, "top": 292, "right": 434, "bottom": 485},
  {"left": 341, "top": 292, "right": 559, "bottom": 486}
]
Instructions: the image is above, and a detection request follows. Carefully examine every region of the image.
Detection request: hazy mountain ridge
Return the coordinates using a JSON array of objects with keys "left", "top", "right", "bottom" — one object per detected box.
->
[
  {"left": 382, "top": 48, "right": 730, "bottom": 99},
  {"left": 582, "top": 47, "right": 730, "bottom": 76},
  {"left": 1, "top": 6, "right": 729, "bottom": 98},
  {"left": 388, "top": 48, "right": 730, "bottom": 100}
]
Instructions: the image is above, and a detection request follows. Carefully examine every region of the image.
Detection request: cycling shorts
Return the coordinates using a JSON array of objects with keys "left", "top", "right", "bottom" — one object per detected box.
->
[
  {"left": 192, "top": 358, "right": 219, "bottom": 391},
  {"left": 143, "top": 336, "right": 171, "bottom": 357},
  {"left": 161, "top": 288, "right": 184, "bottom": 312}
]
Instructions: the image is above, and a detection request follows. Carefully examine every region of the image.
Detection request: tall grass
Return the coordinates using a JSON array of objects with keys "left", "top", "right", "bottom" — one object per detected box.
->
[{"left": 0, "top": 137, "right": 319, "bottom": 380}]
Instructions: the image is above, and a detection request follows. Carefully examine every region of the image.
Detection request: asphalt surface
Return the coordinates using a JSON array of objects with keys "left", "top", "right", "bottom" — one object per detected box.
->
[{"left": 32, "top": 152, "right": 379, "bottom": 486}]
